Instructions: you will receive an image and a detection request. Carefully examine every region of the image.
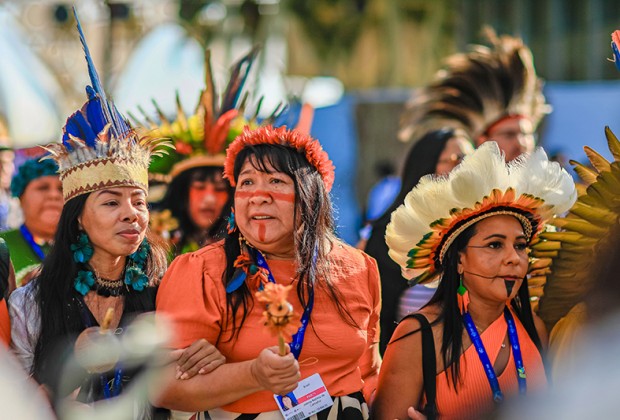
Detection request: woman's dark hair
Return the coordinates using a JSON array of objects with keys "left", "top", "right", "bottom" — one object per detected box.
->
[
  {"left": 425, "top": 221, "right": 542, "bottom": 390},
  {"left": 376, "top": 128, "right": 455, "bottom": 229},
  {"left": 160, "top": 166, "right": 232, "bottom": 253},
  {"left": 221, "top": 144, "right": 355, "bottom": 340},
  {"left": 365, "top": 128, "right": 455, "bottom": 353},
  {"left": 30, "top": 192, "right": 168, "bottom": 384}
]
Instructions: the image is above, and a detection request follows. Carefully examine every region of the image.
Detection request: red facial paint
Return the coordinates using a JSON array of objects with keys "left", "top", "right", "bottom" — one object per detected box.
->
[
  {"left": 258, "top": 223, "right": 266, "bottom": 242},
  {"left": 235, "top": 190, "right": 295, "bottom": 203}
]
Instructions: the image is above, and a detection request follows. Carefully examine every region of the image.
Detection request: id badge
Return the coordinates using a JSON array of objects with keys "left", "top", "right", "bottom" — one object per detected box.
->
[{"left": 274, "top": 373, "right": 333, "bottom": 420}]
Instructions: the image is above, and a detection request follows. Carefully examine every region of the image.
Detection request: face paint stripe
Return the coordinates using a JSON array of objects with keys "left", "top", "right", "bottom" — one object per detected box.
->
[
  {"left": 258, "top": 222, "right": 266, "bottom": 242},
  {"left": 235, "top": 190, "right": 295, "bottom": 203}
]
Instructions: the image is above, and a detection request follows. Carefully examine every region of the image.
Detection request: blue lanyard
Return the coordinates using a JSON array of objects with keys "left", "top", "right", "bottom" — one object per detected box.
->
[
  {"left": 255, "top": 249, "right": 314, "bottom": 360},
  {"left": 462, "top": 308, "right": 526, "bottom": 403},
  {"left": 19, "top": 224, "right": 46, "bottom": 260}
]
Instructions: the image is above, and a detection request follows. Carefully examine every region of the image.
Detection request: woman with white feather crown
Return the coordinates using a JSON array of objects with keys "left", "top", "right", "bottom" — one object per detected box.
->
[{"left": 372, "top": 142, "right": 576, "bottom": 420}]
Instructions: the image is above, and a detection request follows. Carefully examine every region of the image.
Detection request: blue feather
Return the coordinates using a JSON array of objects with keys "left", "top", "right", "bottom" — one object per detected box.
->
[
  {"left": 220, "top": 47, "right": 259, "bottom": 114},
  {"left": 62, "top": 110, "right": 97, "bottom": 146},
  {"left": 73, "top": 8, "right": 132, "bottom": 140},
  {"left": 225, "top": 268, "right": 247, "bottom": 293}
]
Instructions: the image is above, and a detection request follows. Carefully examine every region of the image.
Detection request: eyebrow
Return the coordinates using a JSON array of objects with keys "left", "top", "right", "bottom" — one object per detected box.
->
[
  {"left": 482, "top": 233, "right": 527, "bottom": 240},
  {"left": 96, "top": 189, "right": 145, "bottom": 198}
]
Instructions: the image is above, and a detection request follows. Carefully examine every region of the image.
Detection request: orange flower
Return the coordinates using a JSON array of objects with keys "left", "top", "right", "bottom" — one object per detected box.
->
[{"left": 255, "top": 283, "right": 301, "bottom": 342}]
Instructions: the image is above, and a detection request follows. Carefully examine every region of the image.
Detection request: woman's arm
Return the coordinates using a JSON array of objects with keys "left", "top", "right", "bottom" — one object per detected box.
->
[
  {"left": 7, "top": 285, "right": 39, "bottom": 374},
  {"left": 154, "top": 346, "right": 300, "bottom": 411},
  {"left": 533, "top": 311, "right": 549, "bottom": 348},
  {"left": 372, "top": 316, "right": 425, "bottom": 420},
  {"left": 360, "top": 253, "right": 382, "bottom": 404}
]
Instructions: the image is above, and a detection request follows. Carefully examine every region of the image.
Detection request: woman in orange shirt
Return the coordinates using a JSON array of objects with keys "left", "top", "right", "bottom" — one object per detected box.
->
[
  {"left": 156, "top": 126, "right": 381, "bottom": 419},
  {"left": 373, "top": 142, "right": 577, "bottom": 419}
]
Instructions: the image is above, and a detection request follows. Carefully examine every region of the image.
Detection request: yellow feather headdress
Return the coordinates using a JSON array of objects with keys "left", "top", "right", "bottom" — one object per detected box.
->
[{"left": 134, "top": 48, "right": 271, "bottom": 181}]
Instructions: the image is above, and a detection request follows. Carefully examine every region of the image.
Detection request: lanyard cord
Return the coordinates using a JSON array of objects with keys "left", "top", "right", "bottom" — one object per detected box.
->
[
  {"left": 254, "top": 248, "right": 315, "bottom": 360},
  {"left": 462, "top": 307, "right": 526, "bottom": 403},
  {"left": 19, "top": 224, "right": 45, "bottom": 260}
]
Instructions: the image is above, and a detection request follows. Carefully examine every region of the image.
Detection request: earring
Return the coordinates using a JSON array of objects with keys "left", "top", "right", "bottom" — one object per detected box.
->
[
  {"left": 457, "top": 273, "right": 467, "bottom": 296},
  {"left": 125, "top": 240, "right": 150, "bottom": 292},
  {"left": 71, "top": 232, "right": 94, "bottom": 263},
  {"left": 227, "top": 208, "right": 237, "bottom": 234}
]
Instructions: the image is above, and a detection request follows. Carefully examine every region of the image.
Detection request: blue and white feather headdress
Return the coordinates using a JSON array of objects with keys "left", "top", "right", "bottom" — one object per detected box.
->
[{"left": 43, "top": 9, "right": 171, "bottom": 202}]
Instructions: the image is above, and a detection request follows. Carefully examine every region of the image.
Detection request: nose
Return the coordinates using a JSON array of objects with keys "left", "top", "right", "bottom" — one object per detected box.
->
[
  {"left": 120, "top": 201, "right": 139, "bottom": 223},
  {"left": 248, "top": 191, "right": 271, "bottom": 205},
  {"left": 200, "top": 186, "right": 217, "bottom": 205},
  {"left": 504, "top": 244, "right": 523, "bottom": 266}
]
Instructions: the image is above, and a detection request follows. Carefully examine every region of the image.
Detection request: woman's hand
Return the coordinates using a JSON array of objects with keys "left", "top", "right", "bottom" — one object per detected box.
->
[
  {"left": 170, "top": 338, "right": 226, "bottom": 380},
  {"left": 250, "top": 346, "right": 300, "bottom": 395},
  {"left": 403, "top": 407, "right": 427, "bottom": 420}
]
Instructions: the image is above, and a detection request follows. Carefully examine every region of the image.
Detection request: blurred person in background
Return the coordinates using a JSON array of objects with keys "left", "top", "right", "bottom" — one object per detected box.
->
[
  {"left": 0, "top": 117, "right": 18, "bottom": 232},
  {"left": 399, "top": 29, "right": 549, "bottom": 163},
  {"left": 356, "top": 160, "right": 400, "bottom": 250},
  {"left": 0, "top": 158, "right": 62, "bottom": 286},
  {"left": 364, "top": 128, "right": 473, "bottom": 355},
  {"left": 139, "top": 49, "right": 260, "bottom": 256},
  {"left": 0, "top": 238, "right": 15, "bottom": 346},
  {"left": 373, "top": 142, "right": 575, "bottom": 419}
]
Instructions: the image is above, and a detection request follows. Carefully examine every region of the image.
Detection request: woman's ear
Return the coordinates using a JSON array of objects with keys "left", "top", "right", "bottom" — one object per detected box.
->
[{"left": 457, "top": 251, "right": 464, "bottom": 275}]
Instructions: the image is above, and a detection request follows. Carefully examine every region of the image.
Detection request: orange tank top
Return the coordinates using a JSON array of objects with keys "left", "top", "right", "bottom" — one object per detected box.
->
[{"left": 431, "top": 310, "right": 547, "bottom": 419}]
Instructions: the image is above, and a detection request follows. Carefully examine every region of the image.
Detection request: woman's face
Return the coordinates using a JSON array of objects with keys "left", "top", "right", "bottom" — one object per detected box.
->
[
  {"left": 477, "top": 118, "right": 535, "bottom": 162},
  {"left": 435, "top": 136, "right": 474, "bottom": 176},
  {"left": 79, "top": 187, "right": 149, "bottom": 260},
  {"left": 188, "top": 172, "right": 229, "bottom": 231},
  {"left": 20, "top": 175, "right": 63, "bottom": 239},
  {"left": 458, "top": 215, "right": 529, "bottom": 302},
  {"left": 234, "top": 158, "right": 296, "bottom": 259}
]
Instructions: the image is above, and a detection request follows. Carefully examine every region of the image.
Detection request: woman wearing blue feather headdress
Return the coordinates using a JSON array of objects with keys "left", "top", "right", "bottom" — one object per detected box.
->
[{"left": 7, "top": 11, "right": 225, "bottom": 414}]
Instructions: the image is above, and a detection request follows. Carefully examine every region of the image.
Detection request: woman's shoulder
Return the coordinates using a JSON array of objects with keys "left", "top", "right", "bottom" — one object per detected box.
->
[
  {"left": 392, "top": 305, "right": 443, "bottom": 342},
  {"left": 170, "top": 240, "right": 226, "bottom": 270},
  {"left": 8, "top": 281, "right": 36, "bottom": 307},
  {"left": 329, "top": 240, "right": 377, "bottom": 267},
  {"left": 162, "top": 240, "right": 226, "bottom": 292}
]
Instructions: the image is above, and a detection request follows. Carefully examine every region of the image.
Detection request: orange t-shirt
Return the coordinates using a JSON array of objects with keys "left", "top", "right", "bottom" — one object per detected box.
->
[
  {"left": 0, "top": 298, "right": 9, "bottom": 346},
  {"left": 432, "top": 310, "right": 547, "bottom": 419},
  {"left": 156, "top": 240, "right": 381, "bottom": 414}
]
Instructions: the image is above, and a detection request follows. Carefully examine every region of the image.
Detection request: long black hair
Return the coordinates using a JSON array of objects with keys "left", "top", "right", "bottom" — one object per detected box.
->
[
  {"left": 30, "top": 193, "right": 168, "bottom": 385},
  {"left": 160, "top": 166, "right": 233, "bottom": 253},
  {"left": 425, "top": 222, "right": 542, "bottom": 390},
  {"left": 221, "top": 143, "right": 356, "bottom": 341},
  {"left": 365, "top": 129, "right": 455, "bottom": 353}
]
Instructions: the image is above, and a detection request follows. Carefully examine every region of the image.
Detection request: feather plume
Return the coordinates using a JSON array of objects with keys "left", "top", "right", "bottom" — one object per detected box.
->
[
  {"left": 386, "top": 142, "right": 575, "bottom": 283},
  {"left": 534, "top": 127, "right": 620, "bottom": 331},
  {"left": 399, "top": 29, "right": 549, "bottom": 143}
]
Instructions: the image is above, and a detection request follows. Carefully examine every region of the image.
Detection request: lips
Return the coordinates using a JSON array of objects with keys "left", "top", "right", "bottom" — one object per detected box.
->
[
  {"left": 118, "top": 228, "right": 141, "bottom": 241},
  {"left": 250, "top": 214, "right": 274, "bottom": 220}
]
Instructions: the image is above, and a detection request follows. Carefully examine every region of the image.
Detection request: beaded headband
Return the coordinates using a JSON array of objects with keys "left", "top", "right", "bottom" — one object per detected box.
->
[{"left": 223, "top": 125, "right": 335, "bottom": 192}]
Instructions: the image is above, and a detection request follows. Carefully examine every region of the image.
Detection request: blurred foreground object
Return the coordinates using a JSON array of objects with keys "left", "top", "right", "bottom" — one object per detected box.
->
[{"left": 57, "top": 313, "right": 172, "bottom": 420}]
